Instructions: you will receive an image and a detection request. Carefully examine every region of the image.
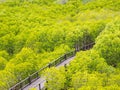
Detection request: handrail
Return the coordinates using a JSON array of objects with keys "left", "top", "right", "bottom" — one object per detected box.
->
[{"left": 9, "top": 42, "right": 95, "bottom": 90}]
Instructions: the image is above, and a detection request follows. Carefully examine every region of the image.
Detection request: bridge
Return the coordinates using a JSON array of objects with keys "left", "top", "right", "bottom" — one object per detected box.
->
[{"left": 9, "top": 42, "right": 95, "bottom": 90}]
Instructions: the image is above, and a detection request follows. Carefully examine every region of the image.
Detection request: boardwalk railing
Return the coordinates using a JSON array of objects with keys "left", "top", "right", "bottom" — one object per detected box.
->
[{"left": 9, "top": 42, "right": 95, "bottom": 90}]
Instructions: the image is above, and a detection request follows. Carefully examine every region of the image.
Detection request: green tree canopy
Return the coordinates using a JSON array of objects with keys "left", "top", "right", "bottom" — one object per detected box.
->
[{"left": 94, "top": 18, "right": 120, "bottom": 67}]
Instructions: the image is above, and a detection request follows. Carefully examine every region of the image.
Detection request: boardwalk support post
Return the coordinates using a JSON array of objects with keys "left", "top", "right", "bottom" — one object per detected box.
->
[
  {"left": 48, "top": 63, "right": 51, "bottom": 68},
  {"left": 39, "top": 84, "right": 41, "bottom": 90},
  {"left": 20, "top": 82, "right": 23, "bottom": 90},
  {"left": 64, "top": 54, "right": 67, "bottom": 60},
  {"left": 28, "top": 76, "right": 31, "bottom": 85},
  {"left": 36, "top": 72, "right": 39, "bottom": 79}
]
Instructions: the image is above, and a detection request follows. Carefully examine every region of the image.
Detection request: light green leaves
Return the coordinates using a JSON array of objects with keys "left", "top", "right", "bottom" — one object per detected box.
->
[
  {"left": 0, "top": 57, "right": 7, "bottom": 70},
  {"left": 43, "top": 67, "right": 66, "bottom": 90},
  {"left": 94, "top": 18, "right": 120, "bottom": 67}
]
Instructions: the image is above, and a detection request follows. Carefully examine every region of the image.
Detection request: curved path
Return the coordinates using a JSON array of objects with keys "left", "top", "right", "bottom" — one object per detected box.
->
[{"left": 23, "top": 57, "right": 75, "bottom": 90}]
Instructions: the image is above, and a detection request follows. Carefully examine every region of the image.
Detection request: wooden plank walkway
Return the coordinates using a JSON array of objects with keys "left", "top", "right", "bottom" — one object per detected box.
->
[
  {"left": 23, "top": 57, "right": 75, "bottom": 90},
  {"left": 9, "top": 42, "right": 95, "bottom": 90}
]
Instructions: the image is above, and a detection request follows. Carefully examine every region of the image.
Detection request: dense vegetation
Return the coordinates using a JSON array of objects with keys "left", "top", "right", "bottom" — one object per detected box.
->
[
  {"left": 44, "top": 18, "right": 120, "bottom": 90},
  {"left": 0, "top": 0, "right": 120, "bottom": 90}
]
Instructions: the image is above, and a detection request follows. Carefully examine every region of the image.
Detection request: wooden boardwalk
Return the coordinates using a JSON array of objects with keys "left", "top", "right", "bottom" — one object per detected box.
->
[
  {"left": 9, "top": 42, "right": 95, "bottom": 90},
  {"left": 23, "top": 57, "right": 75, "bottom": 90}
]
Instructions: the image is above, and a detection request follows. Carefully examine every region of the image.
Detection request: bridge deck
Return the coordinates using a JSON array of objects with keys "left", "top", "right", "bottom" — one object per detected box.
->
[{"left": 23, "top": 57, "right": 75, "bottom": 90}]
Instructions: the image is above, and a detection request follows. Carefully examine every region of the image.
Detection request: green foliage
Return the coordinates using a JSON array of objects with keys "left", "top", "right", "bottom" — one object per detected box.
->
[
  {"left": 43, "top": 67, "right": 66, "bottom": 90},
  {"left": 0, "top": 70, "right": 16, "bottom": 90},
  {"left": 0, "top": 0, "right": 120, "bottom": 89},
  {"left": 9, "top": 47, "right": 37, "bottom": 65},
  {"left": 0, "top": 50, "right": 9, "bottom": 60},
  {"left": 43, "top": 49, "right": 120, "bottom": 89},
  {"left": 36, "top": 44, "right": 71, "bottom": 69},
  {"left": 0, "top": 57, "right": 7, "bottom": 70},
  {"left": 5, "top": 48, "right": 38, "bottom": 80},
  {"left": 71, "top": 71, "right": 102, "bottom": 89},
  {"left": 0, "top": 33, "right": 15, "bottom": 55},
  {"left": 29, "top": 88, "right": 37, "bottom": 90},
  {"left": 94, "top": 18, "right": 120, "bottom": 66},
  {"left": 6, "top": 62, "right": 36, "bottom": 81},
  {"left": 68, "top": 50, "right": 114, "bottom": 74}
]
